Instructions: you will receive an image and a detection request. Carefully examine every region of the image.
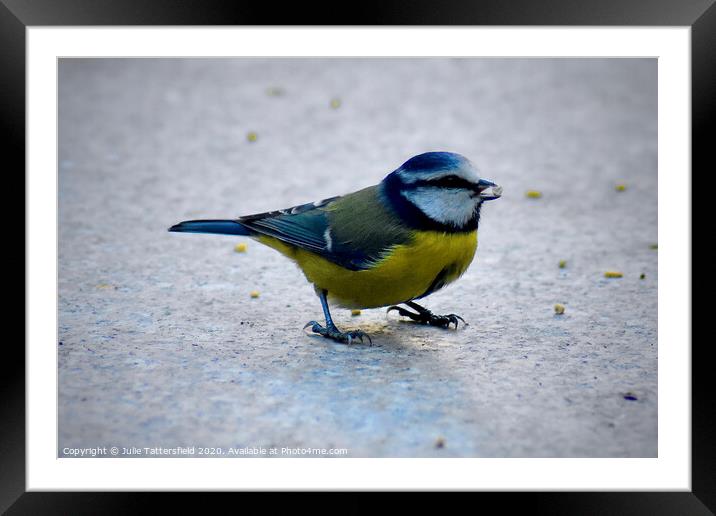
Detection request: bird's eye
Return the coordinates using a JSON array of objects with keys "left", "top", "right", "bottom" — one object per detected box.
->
[{"left": 433, "top": 175, "right": 462, "bottom": 188}]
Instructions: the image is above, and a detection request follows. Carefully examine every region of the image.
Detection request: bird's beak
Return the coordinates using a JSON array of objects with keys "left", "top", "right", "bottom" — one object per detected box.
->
[{"left": 474, "top": 178, "right": 503, "bottom": 201}]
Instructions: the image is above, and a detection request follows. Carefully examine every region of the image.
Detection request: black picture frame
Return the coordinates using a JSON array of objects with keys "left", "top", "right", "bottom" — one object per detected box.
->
[{"left": 4, "top": 0, "right": 710, "bottom": 512}]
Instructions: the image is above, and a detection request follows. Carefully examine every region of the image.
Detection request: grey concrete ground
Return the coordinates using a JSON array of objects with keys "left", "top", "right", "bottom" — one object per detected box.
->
[{"left": 58, "top": 58, "right": 657, "bottom": 457}]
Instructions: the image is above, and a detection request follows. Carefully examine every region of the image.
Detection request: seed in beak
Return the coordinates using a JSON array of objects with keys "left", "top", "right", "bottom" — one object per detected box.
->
[{"left": 478, "top": 183, "right": 502, "bottom": 200}]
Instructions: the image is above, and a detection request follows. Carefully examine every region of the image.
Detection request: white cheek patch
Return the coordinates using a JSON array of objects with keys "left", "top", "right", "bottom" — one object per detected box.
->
[{"left": 401, "top": 187, "right": 479, "bottom": 227}]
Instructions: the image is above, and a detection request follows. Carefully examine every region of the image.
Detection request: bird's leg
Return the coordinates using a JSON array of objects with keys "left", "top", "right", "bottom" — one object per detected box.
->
[
  {"left": 304, "top": 289, "right": 372, "bottom": 345},
  {"left": 387, "top": 301, "right": 466, "bottom": 329}
]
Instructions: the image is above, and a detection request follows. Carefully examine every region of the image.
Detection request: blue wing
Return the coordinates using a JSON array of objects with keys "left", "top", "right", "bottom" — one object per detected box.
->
[
  {"left": 239, "top": 198, "right": 336, "bottom": 254},
  {"left": 238, "top": 197, "right": 376, "bottom": 271}
]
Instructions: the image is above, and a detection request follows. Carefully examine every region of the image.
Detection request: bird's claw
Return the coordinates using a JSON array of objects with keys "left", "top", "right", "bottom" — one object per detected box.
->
[
  {"left": 439, "top": 314, "right": 466, "bottom": 329},
  {"left": 303, "top": 321, "right": 372, "bottom": 345},
  {"left": 387, "top": 306, "right": 415, "bottom": 319},
  {"left": 387, "top": 306, "right": 466, "bottom": 329}
]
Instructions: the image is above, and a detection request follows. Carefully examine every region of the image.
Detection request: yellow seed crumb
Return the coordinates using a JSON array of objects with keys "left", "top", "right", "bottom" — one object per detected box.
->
[
  {"left": 554, "top": 303, "right": 565, "bottom": 315},
  {"left": 615, "top": 184, "right": 627, "bottom": 192},
  {"left": 96, "top": 283, "right": 113, "bottom": 290},
  {"left": 330, "top": 98, "right": 341, "bottom": 109},
  {"left": 604, "top": 271, "right": 623, "bottom": 278},
  {"left": 558, "top": 260, "right": 567, "bottom": 269},
  {"left": 525, "top": 190, "right": 542, "bottom": 199},
  {"left": 247, "top": 131, "right": 258, "bottom": 142},
  {"left": 351, "top": 309, "right": 362, "bottom": 316},
  {"left": 265, "top": 87, "right": 284, "bottom": 97},
  {"left": 234, "top": 243, "right": 248, "bottom": 253},
  {"left": 250, "top": 290, "right": 260, "bottom": 298}
]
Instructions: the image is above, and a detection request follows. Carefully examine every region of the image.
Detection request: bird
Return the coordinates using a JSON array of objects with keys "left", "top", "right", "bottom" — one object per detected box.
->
[{"left": 169, "top": 151, "right": 502, "bottom": 344}]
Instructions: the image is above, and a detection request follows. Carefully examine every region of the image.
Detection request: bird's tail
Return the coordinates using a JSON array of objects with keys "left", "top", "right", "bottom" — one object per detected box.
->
[{"left": 168, "top": 219, "right": 252, "bottom": 236}]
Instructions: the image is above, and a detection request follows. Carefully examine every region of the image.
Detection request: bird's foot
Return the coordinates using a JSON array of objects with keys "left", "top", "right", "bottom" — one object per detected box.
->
[
  {"left": 387, "top": 306, "right": 466, "bottom": 329},
  {"left": 303, "top": 321, "right": 373, "bottom": 345}
]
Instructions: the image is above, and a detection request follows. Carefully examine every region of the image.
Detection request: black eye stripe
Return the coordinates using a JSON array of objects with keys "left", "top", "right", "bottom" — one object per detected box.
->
[{"left": 412, "top": 176, "right": 475, "bottom": 190}]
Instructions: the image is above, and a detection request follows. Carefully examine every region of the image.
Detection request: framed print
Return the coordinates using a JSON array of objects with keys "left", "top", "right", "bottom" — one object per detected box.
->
[{"left": 5, "top": 0, "right": 711, "bottom": 511}]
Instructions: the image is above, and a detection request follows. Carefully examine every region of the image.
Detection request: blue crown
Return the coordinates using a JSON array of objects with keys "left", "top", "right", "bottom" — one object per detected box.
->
[{"left": 399, "top": 152, "right": 466, "bottom": 173}]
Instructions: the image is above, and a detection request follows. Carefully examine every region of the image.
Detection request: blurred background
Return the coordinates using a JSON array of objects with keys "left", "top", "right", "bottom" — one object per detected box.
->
[{"left": 58, "top": 58, "right": 657, "bottom": 457}]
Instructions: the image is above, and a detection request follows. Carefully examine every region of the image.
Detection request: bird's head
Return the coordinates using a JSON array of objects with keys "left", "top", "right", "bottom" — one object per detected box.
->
[{"left": 381, "top": 152, "right": 502, "bottom": 231}]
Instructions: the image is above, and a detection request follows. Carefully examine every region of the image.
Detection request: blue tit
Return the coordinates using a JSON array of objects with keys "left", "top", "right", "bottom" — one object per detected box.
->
[{"left": 169, "top": 151, "right": 502, "bottom": 344}]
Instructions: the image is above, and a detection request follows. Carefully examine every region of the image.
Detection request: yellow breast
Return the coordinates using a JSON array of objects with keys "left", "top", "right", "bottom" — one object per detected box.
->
[{"left": 258, "top": 231, "right": 477, "bottom": 309}]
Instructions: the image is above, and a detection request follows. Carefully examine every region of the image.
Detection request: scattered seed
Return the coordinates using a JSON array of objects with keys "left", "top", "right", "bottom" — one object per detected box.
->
[
  {"left": 247, "top": 131, "right": 258, "bottom": 142},
  {"left": 330, "top": 98, "right": 341, "bottom": 109},
  {"left": 649, "top": 243, "right": 658, "bottom": 250},
  {"left": 351, "top": 309, "right": 362, "bottom": 317},
  {"left": 234, "top": 243, "right": 248, "bottom": 253},
  {"left": 623, "top": 393, "right": 638, "bottom": 401},
  {"left": 558, "top": 260, "right": 567, "bottom": 269},
  {"left": 525, "top": 190, "right": 542, "bottom": 199},
  {"left": 435, "top": 437, "right": 446, "bottom": 449},
  {"left": 615, "top": 183, "right": 627, "bottom": 192},
  {"left": 554, "top": 303, "right": 565, "bottom": 315},
  {"left": 265, "top": 87, "right": 284, "bottom": 97},
  {"left": 604, "top": 271, "right": 623, "bottom": 278},
  {"left": 640, "top": 273, "right": 646, "bottom": 280},
  {"left": 250, "top": 290, "right": 260, "bottom": 298}
]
